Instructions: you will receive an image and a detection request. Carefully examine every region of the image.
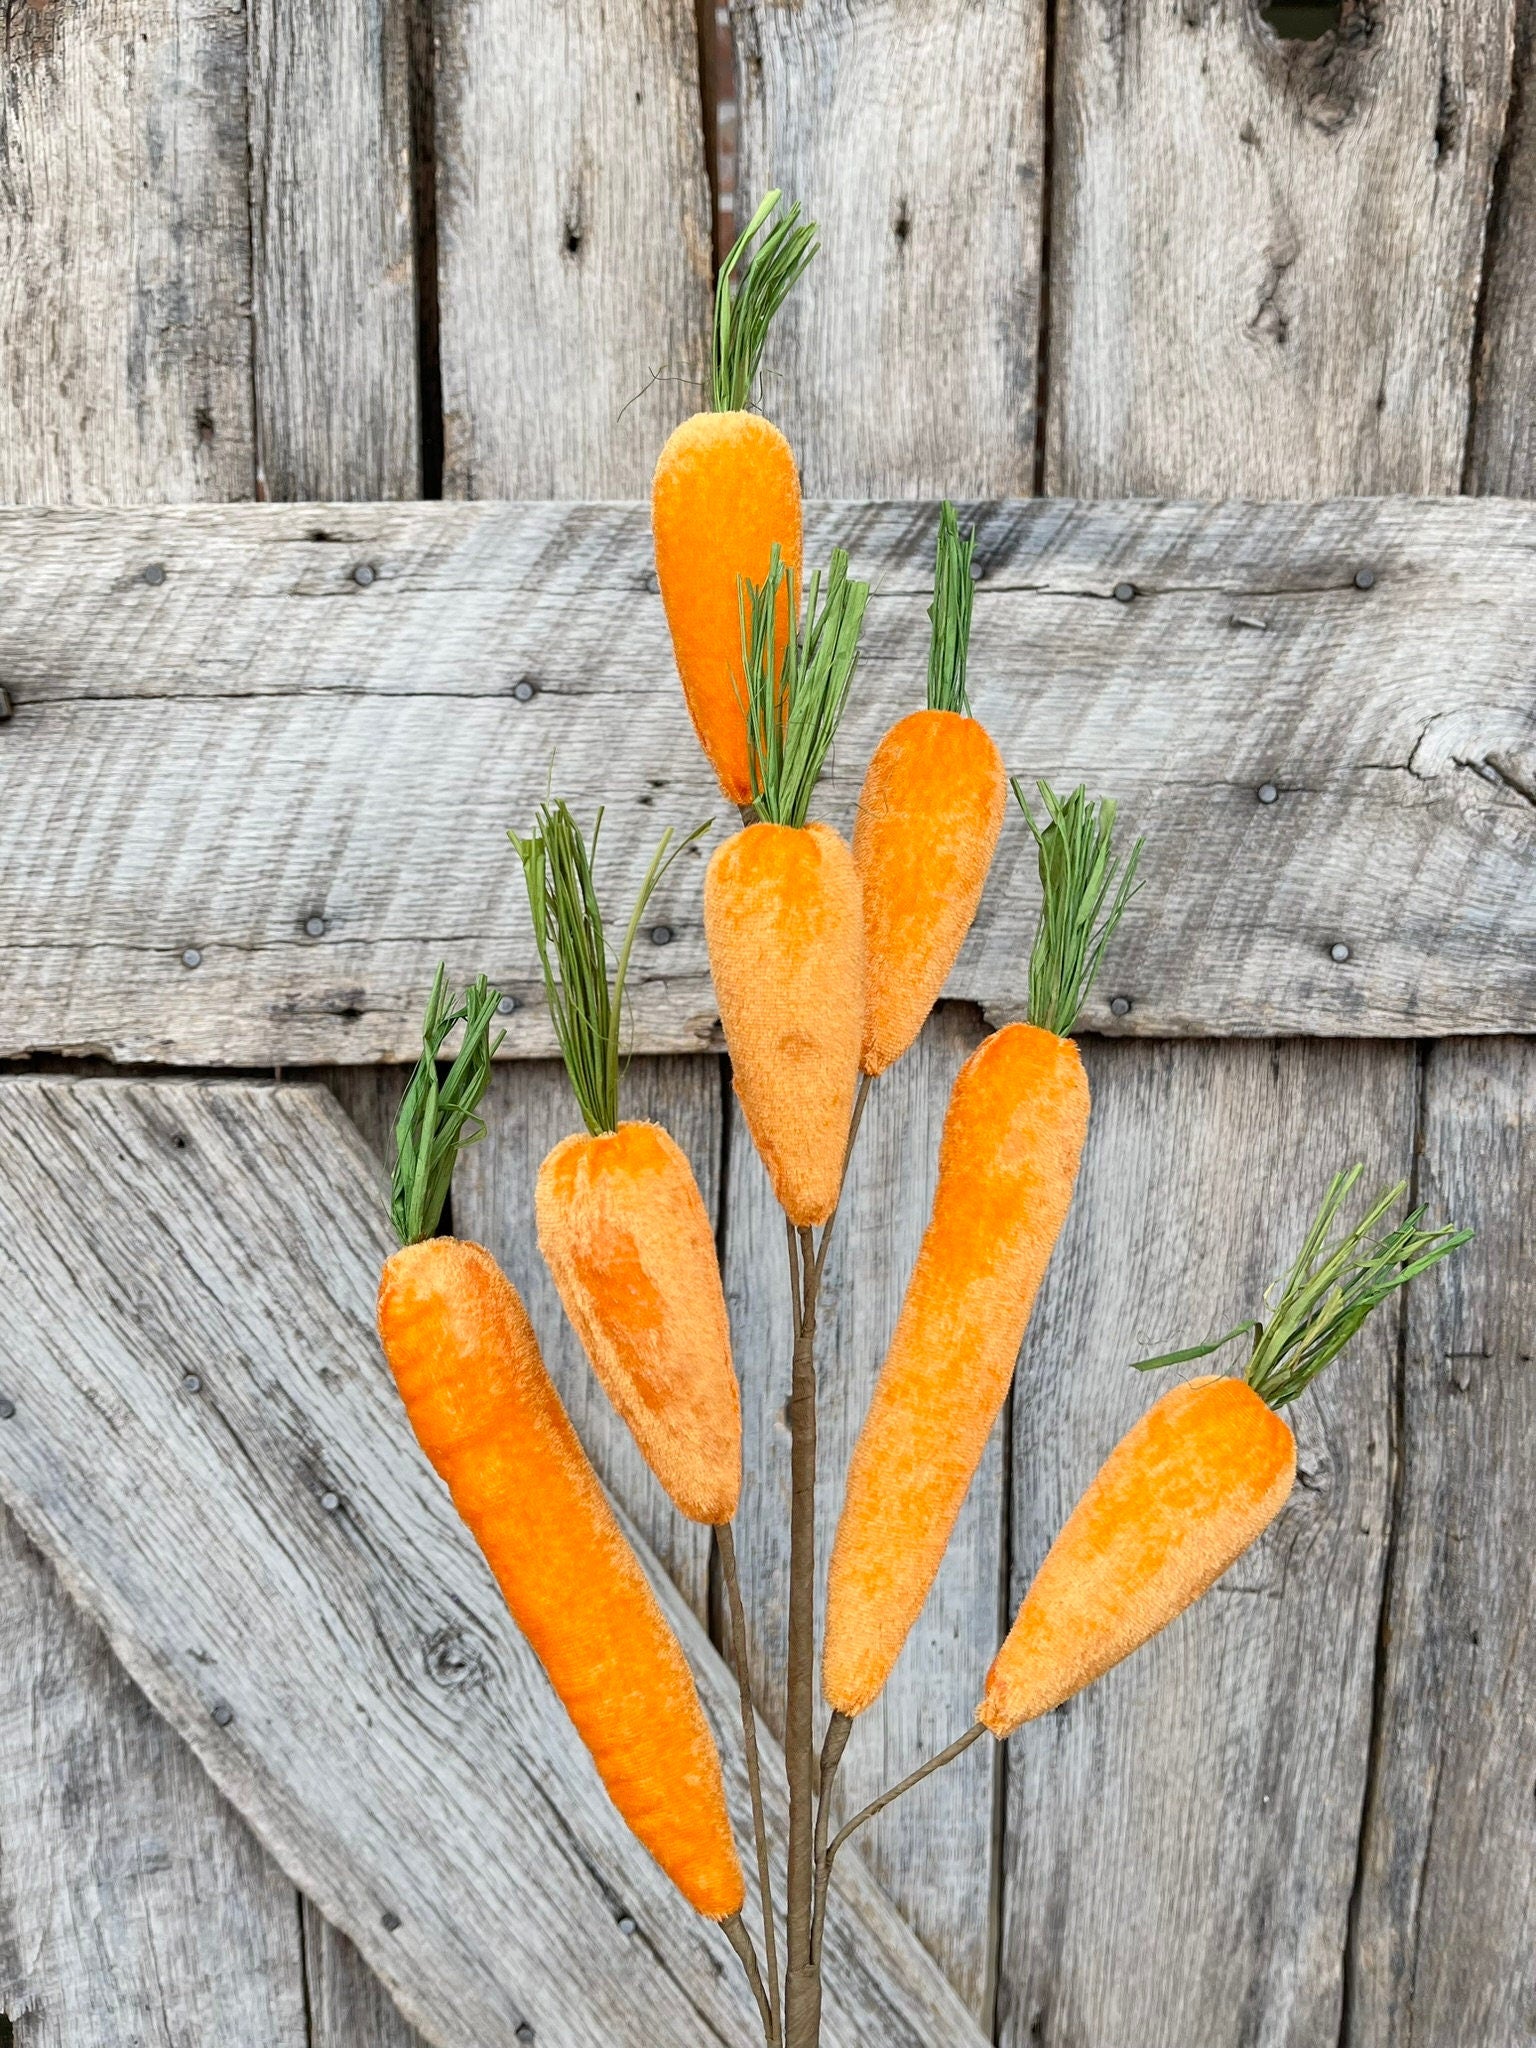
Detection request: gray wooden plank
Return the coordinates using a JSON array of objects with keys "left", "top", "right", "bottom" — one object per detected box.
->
[
  {"left": 2, "top": 496, "right": 1533, "bottom": 1058},
  {"left": 731, "top": 0, "right": 1045, "bottom": 497},
  {"left": 453, "top": 1058, "right": 723, "bottom": 1625},
  {"left": 1045, "top": 4, "right": 1517, "bottom": 497},
  {"left": 0, "top": 1511, "right": 309, "bottom": 2048},
  {"left": 248, "top": 0, "right": 420, "bottom": 499},
  {"left": 434, "top": 0, "right": 712, "bottom": 497},
  {"left": 1466, "top": 2, "right": 1536, "bottom": 496},
  {"left": 0, "top": 1076, "right": 985, "bottom": 2048},
  {"left": 996, "top": 1039, "right": 1418, "bottom": 2048},
  {"left": 0, "top": 0, "right": 254, "bottom": 505},
  {"left": 1344, "top": 1036, "right": 1536, "bottom": 2045},
  {"left": 725, "top": 1007, "right": 1002, "bottom": 2019},
  {"left": 303, "top": 1898, "right": 425, "bottom": 2048}
]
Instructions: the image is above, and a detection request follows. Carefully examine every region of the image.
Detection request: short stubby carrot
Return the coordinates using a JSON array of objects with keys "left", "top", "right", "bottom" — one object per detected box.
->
[
  {"left": 980, "top": 1376, "right": 1295, "bottom": 1734},
  {"left": 822, "top": 1020, "right": 1088, "bottom": 1716},
  {"left": 537, "top": 1120, "right": 740, "bottom": 1524},
  {"left": 379, "top": 1236, "right": 745, "bottom": 1919},
  {"left": 654, "top": 411, "right": 801, "bottom": 805},
  {"left": 706, "top": 819, "right": 864, "bottom": 1227},
  {"left": 855, "top": 707, "right": 1005, "bottom": 1075}
]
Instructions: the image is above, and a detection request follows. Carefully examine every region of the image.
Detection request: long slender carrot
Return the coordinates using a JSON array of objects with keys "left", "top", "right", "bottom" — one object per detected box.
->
[
  {"left": 822, "top": 783, "right": 1141, "bottom": 1718},
  {"left": 854, "top": 503, "right": 1006, "bottom": 1075},
  {"left": 704, "top": 545, "right": 870, "bottom": 1226},
  {"left": 377, "top": 971, "right": 745, "bottom": 1920},
  {"left": 510, "top": 802, "right": 742, "bottom": 1527},
  {"left": 979, "top": 1169, "right": 1471, "bottom": 1734},
  {"left": 654, "top": 192, "right": 817, "bottom": 806}
]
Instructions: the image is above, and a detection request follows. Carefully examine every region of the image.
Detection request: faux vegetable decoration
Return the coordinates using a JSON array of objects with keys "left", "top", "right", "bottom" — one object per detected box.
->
[
  {"left": 854, "top": 502, "right": 1007, "bottom": 1074},
  {"left": 979, "top": 1167, "right": 1472, "bottom": 1732},
  {"left": 653, "top": 192, "right": 818, "bottom": 806},
  {"left": 822, "top": 781, "right": 1141, "bottom": 1720},
  {"left": 704, "top": 546, "right": 870, "bottom": 1227},
  {"left": 377, "top": 972, "right": 745, "bottom": 1922},
  {"left": 511, "top": 801, "right": 743, "bottom": 1527}
]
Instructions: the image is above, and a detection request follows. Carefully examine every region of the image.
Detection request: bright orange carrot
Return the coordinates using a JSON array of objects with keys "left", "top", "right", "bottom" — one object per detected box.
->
[
  {"left": 654, "top": 192, "right": 816, "bottom": 805},
  {"left": 823, "top": 784, "right": 1141, "bottom": 1718},
  {"left": 855, "top": 503, "right": 1006, "bottom": 1074},
  {"left": 980, "top": 1168, "right": 1472, "bottom": 1734},
  {"left": 511, "top": 802, "right": 740, "bottom": 1525},
  {"left": 704, "top": 547, "right": 869, "bottom": 1227},
  {"left": 379, "top": 973, "right": 744, "bottom": 1919}
]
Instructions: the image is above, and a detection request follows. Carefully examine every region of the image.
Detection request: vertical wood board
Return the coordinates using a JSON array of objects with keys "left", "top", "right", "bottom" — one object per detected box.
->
[{"left": 1466, "top": 1, "right": 1536, "bottom": 495}]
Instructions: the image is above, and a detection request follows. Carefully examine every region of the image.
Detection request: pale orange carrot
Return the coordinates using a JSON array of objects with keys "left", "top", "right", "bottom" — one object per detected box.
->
[
  {"left": 704, "top": 547, "right": 869, "bottom": 1226},
  {"left": 378, "top": 973, "right": 744, "bottom": 1919},
  {"left": 653, "top": 191, "right": 816, "bottom": 804},
  {"left": 823, "top": 784, "right": 1141, "bottom": 1717},
  {"left": 855, "top": 503, "right": 1006, "bottom": 1074},
  {"left": 980, "top": 1168, "right": 1471, "bottom": 1733},
  {"left": 511, "top": 802, "right": 741, "bottom": 1525}
]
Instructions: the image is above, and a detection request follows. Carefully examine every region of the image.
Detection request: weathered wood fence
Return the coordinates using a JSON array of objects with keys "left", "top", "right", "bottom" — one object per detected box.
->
[{"left": 1, "top": 2, "right": 1533, "bottom": 2044}]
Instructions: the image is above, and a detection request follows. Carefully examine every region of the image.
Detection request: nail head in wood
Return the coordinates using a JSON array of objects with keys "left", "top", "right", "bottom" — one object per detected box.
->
[
  {"left": 497, "top": 994, "right": 518, "bottom": 1015},
  {"left": 1113, "top": 581, "right": 1137, "bottom": 602},
  {"left": 649, "top": 924, "right": 673, "bottom": 946},
  {"left": 1258, "top": 783, "right": 1279, "bottom": 803},
  {"left": 513, "top": 679, "right": 537, "bottom": 702},
  {"left": 617, "top": 1916, "right": 636, "bottom": 1936},
  {"left": 1354, "top": 566, "right": 1376, "bottom": 590},
  {"left": 181, "top": 948, "right": 202, "bottom": 969},
  {"left": 1109, "top": 995, "right": 1132, "bottom": 1017},
  {"left": 320, "top": 1491, "right": 340, "bottom": 1513},
  {"left": 142, "top": 563, "right": 166, "bottom": 586},
  {"left": 1330, "top": 942, "right": 1352, "bottom": 962},
  {"left": 353, "top": 563, "right": 376, "bottom": 587},
  {"left": 211, "top": 1700, "right": 233, "bottom": 1726},
  {"left": 304, "top": 916, "right": 326, "bottom": 938},
  {"left": 381, "top": 1910, "right": 402, "bottom": 1933},
  {"left": 182, "top": 1373, "right": 202, "bottom": 1393},
  {"left": 0, "top": 1396, "right": 15, "bottom": 1420},
  {"left": 516, "top": 2026, "right": 535, "bottom": 2042}
]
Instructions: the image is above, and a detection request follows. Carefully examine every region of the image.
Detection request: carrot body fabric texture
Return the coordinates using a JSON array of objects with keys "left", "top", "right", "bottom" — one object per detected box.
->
[
  {"left": 377, "top": 1236, "right": 744, "bottom": 1919},
  {"left": 705, "top": 820, "right": 864, "bottom": 1227},
  {"left": 854, "top": 708, "right": 1006, "bottom": 1074},
  {"left": 979, "top": 1376, "right": 1296, "bottom": 1735},
  {"left": 536, "top": 1120, "right": 741, "bottom": 1525},
  {"left": 653, "top": 412, "right": 801, "bottom": 805},
  {"left": 823, "top": 1022, "right": 1088, "bottom": 1717}
]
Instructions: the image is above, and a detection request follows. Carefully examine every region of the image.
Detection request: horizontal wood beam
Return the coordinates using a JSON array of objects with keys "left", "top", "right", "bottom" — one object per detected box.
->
[
  {"left": 1, "top": 496, "right": 1532, "bottom": 1062},
  {"left": 0, "top": 1077, "right": 982, "bottom": 2048}
]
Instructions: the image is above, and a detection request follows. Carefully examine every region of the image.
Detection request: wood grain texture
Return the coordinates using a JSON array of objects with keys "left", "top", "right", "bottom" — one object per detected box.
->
[
  {"left": 0, "top": 0, "right": 254, "bottom": 505},
  {"left": 0, "top": 1077, "right": 985, "bottom": 2048},
  {"left": 1467, "top": 0, "right": 1536, "bottom": 495},
  {"left": 434, "top": 0, "right": 712, "bottom": 497},
  {"left": 725, "top": 1008, "right": 1003, "bottom": 2020},
  {"left": 0, "top": 1511, "right": 308, "bottom": 2048},
  {"left": 453, "top": 1058, "right": 724, "bottom": 1624},
  {"left": 996, "top": 1039, "right": 1417, "bottom": 2048},
  {"left": 1046, "top": 1, "right": 1517, "bottom": 497},
  {"left": 2, "top": 495, "right": 1532, "bottom": 1061},
  {"left": 731, "top": 0, "right": 1045, "bottom": 497},
  {"left": 247, "top": 0, "right": 420, "bottom": 499},
  {"left": 303, "top": 1898, "right": 426, "bottom": 2048},
  {"left": 1345, "top": 1037, "right": 1536, "bottom": 2045}
]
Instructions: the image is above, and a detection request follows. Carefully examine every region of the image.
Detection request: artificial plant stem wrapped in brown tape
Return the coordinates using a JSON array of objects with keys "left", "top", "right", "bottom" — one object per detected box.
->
[
  {"left": 375, "top": 972, "right": 747, "bottom": 1925},
  {"left": 822, "top": 783, "right": 1142, "bottom": 1721},
  {"left": 653, "top": 192, "right": 817, "bottom": 805},
  {"left": 854, "top": 502, "right": 1007, "bottom": 1075}
]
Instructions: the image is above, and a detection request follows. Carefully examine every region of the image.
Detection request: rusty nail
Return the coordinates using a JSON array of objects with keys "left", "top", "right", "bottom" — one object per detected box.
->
[
  {"left": 650, "top": 924, "right": 673, "bottom": 947},
  {"left": 1330, "top": 942, "right": 1351, "bottom": 963},
  {"left": 353, "top": 563, "right": 375, "bottom": 587},
  {"left": 1109, "top": 995, "right": 1132, "bottom": 1018},
  {"left": 305, "top": 916, "right": 326, "bottom": 938},
  {"left": 0, "top": 1396, "right": 15, "bottom": 1420},
  {"left": 181, "top": 948, "right": 202, "bottom": 970},
  {"left": 382, "top": 1910, "right": 402, "bottom": 1933},
  {"left": 211, "top": 1700, "right": 233, "bottom": 1726},
  {"left": 0, "top": 687, "right": 13, "bottom": 721},
  {"left": 1257, "top": 783, "right": 1278, "bottom": 804},
  {"left": 142, "top": 564, "right": 166, "bottom": 586},
  {"left": 513, "top": 680, "right": 536, "bottom": 702},
  {"left": 1113, "top": 582, "right": 1136, "bottom": 603},
  {"left": 1353, "top": 567, "right": 1376, "bottom": 591},
  {"left": 182, "top": 1372, "right": 202, "bottom": 1393}
]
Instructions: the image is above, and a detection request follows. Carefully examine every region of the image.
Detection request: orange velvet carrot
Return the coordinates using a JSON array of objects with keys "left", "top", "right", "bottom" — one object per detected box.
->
[
  {"left": 823, "top": 783, "right": 1142, "bottom": 1718},
  {"left": 378, "top": 972, "right": 744, "bottom": 1920},
  {"left": 855, "top": 503, "right": 1006, "bottom": 1074},
  {"left": 654, "top": 192, "right": 817, "bottom": 805},
  {"left": 980, "top": 1168, "right": 1472, "bottom": 1734},
  {"left": 511, "top": 802, "right": 741, "bottom": 1526},
  {"left": 704, "top": 546, "right": 870, "bottom": 1226}
]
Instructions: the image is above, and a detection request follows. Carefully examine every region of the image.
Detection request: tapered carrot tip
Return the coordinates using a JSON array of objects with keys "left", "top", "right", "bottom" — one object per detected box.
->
[
  {"left": 705, "top": 820, "right": 864, "bottom": 1227},
  {"left": 652, "top": 411, "right": 803, "bottom": 806},
  {"left": 537, "top": 1121, "right": 742, "bottom": 1524},
  {"left": 378, "top": 1237, "right": 745, "bottom": 1918},
  {"left": 855, "top": 708, "right": 1006, "bottom": 1075},
  {"left": 979, "top": 1376, "right": 1297, "bottom": 1737}
]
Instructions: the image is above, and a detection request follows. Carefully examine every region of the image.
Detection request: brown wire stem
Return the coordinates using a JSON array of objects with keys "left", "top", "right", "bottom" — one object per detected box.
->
[
  {"left": 718, "top": 1523, "right": 781, "bottom": 2047},
  {"left": 722, "top": 1912, "right": 776, "bottom": 2045},
  {"left": 821, "top": 1724, "right": 987, "bottom": 1889},
  {"left": 808, "top": 1711, "right": 852, "bottom": 1968}
]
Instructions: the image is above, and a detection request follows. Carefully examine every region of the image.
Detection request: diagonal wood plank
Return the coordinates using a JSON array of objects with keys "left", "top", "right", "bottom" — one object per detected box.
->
[
  {"left": 996, "top": 1039, "right": 1418, "bottom": 2048},
  {"left": 1344, "top": 1036, "right": 1536, "bottom": 2045},
  {"left": 2, "top": 496, "right": 1533, "bottom": 1060},
  {"left": 0, "top": 1076, "right": 984, "bottom": 2048}
]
